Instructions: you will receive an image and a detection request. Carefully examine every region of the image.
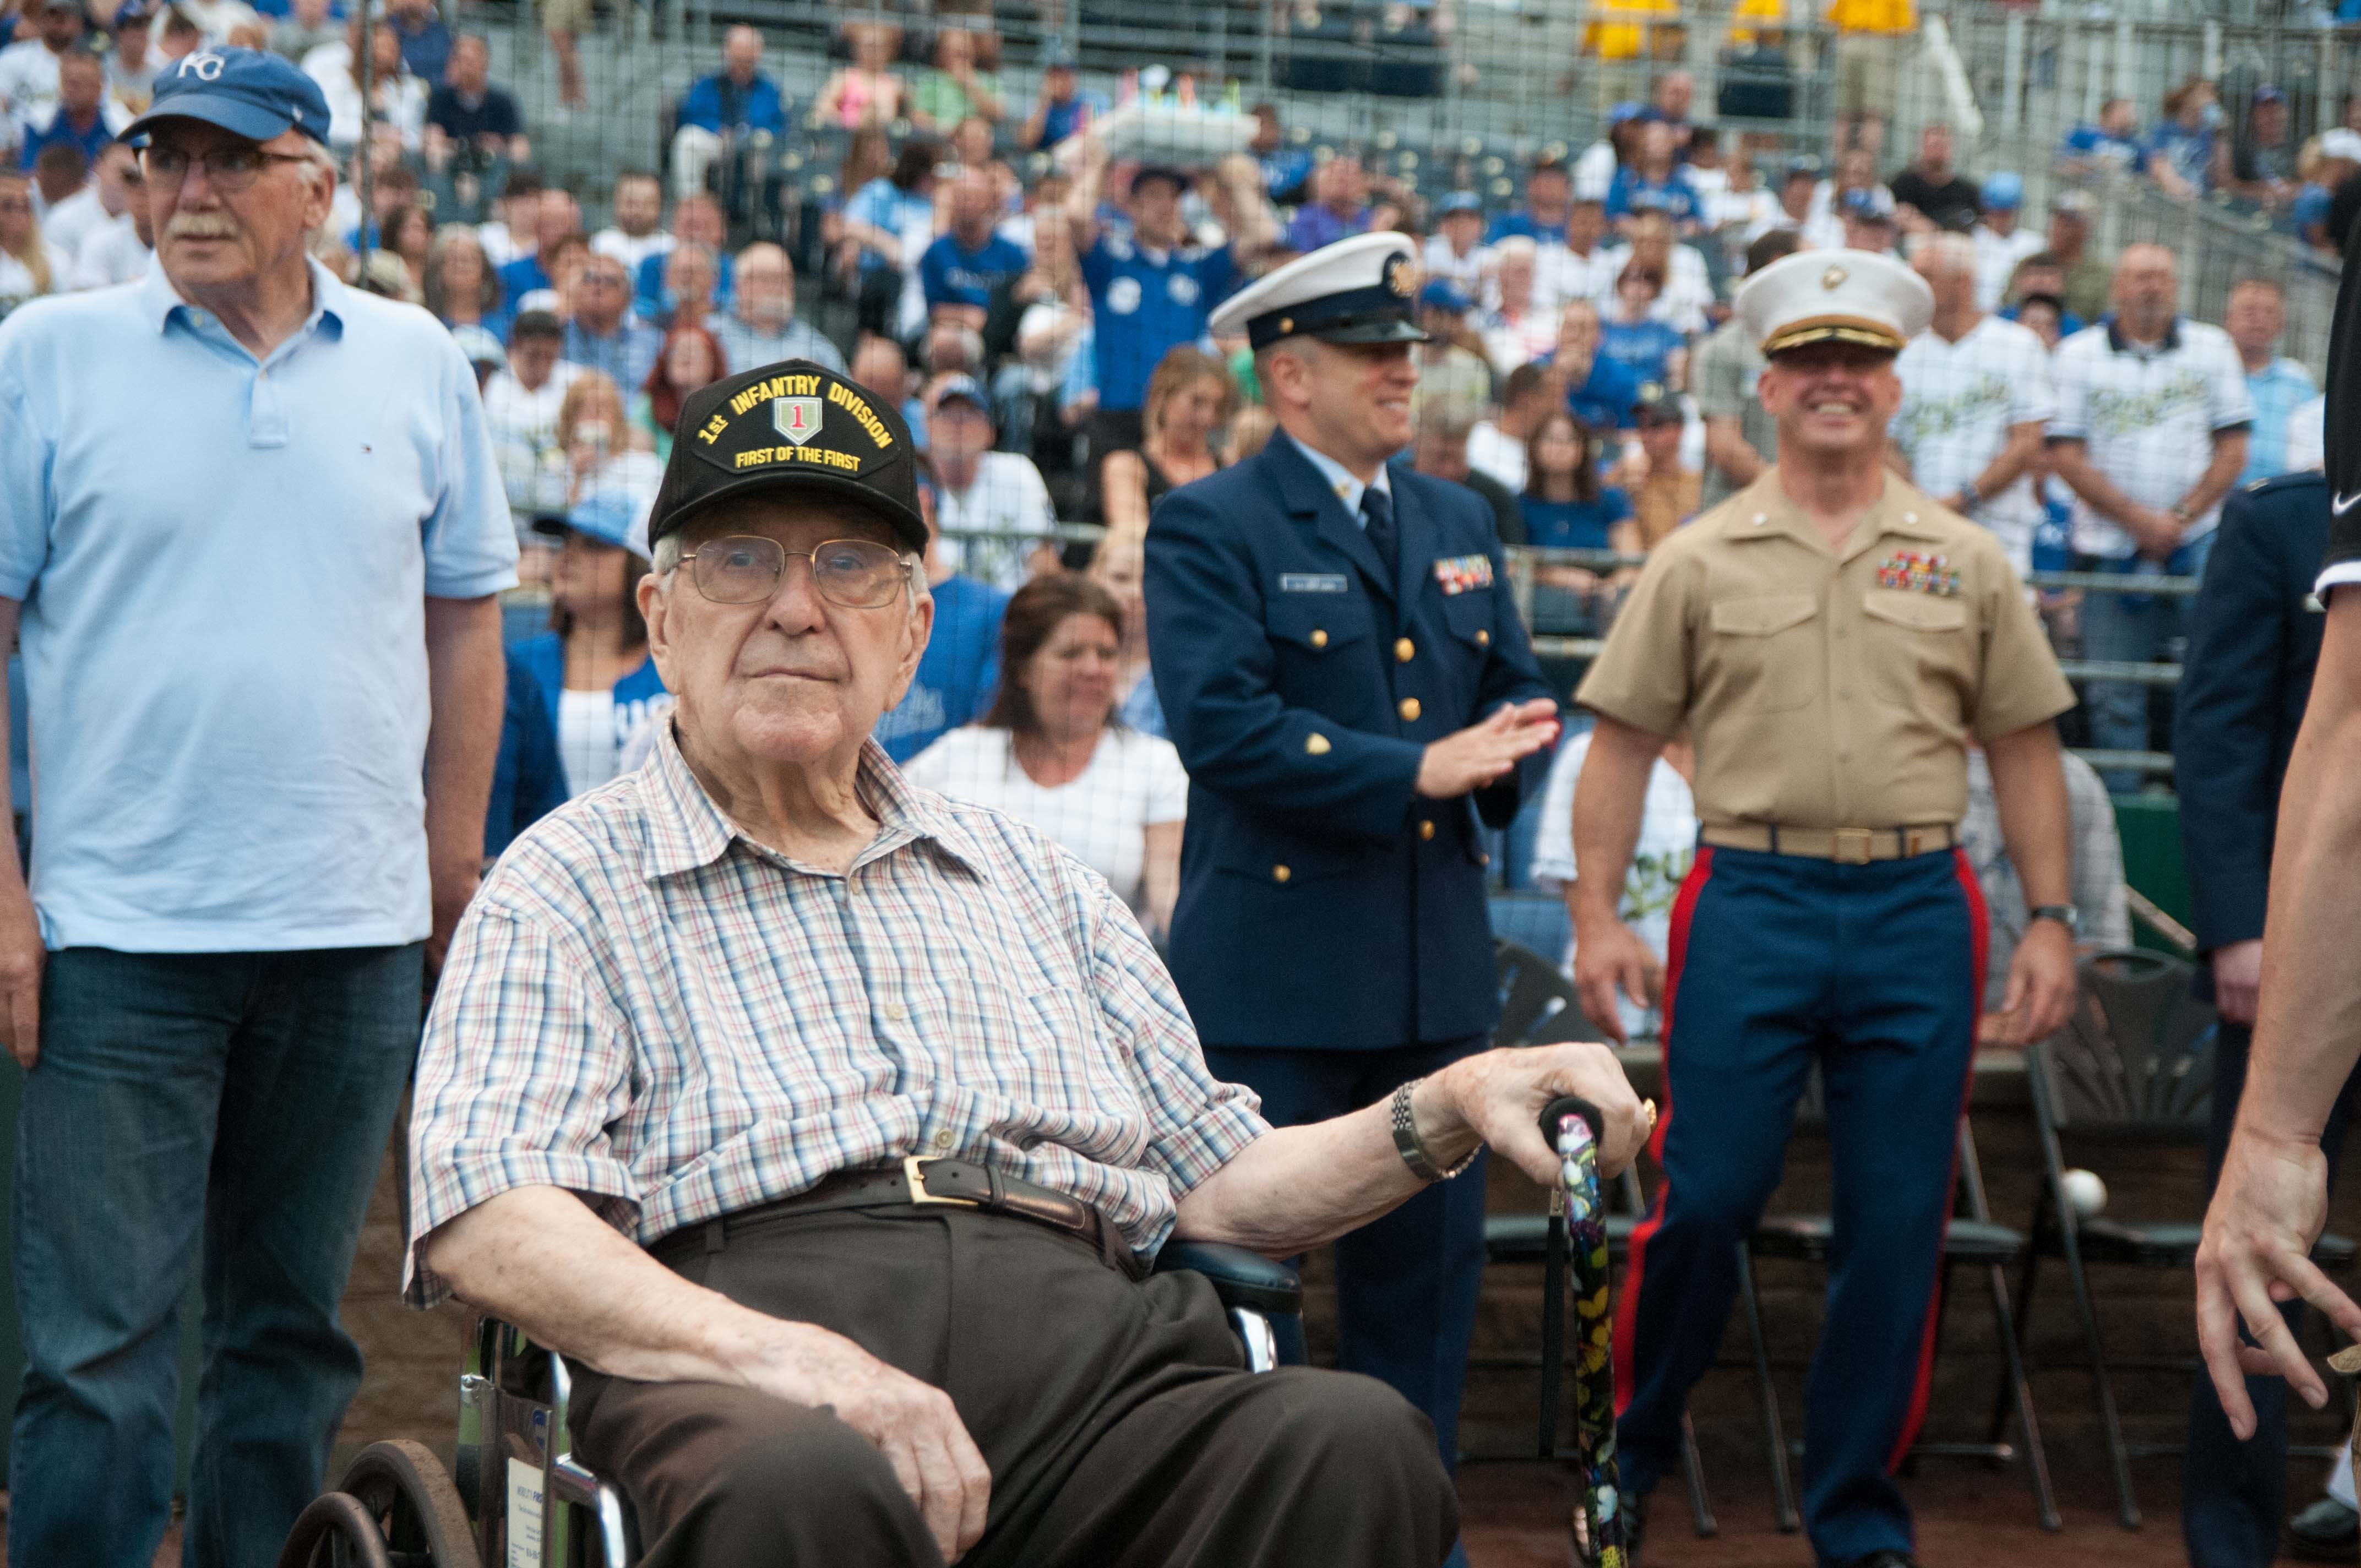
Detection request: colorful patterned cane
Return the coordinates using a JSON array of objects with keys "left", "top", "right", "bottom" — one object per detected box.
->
[{"left": 1541, "top": 1095, "right": 1624, "bottom": 1568}]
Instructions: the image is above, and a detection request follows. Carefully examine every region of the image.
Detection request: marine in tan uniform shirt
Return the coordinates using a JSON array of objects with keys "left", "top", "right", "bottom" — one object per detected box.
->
[{"left": 1562, "top": 247, "right": 2082, "bottom": 1568}]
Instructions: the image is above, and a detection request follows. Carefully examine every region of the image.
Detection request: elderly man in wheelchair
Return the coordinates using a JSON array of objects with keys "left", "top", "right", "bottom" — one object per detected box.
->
[{"left": 315, "top": 362, "right": 1645, "bottom": 1568}]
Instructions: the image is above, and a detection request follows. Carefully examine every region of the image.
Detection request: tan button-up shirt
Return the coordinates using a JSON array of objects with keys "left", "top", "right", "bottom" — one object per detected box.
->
[{"left": 1575, "top": 471, "right": 2074, "bottom": 830}]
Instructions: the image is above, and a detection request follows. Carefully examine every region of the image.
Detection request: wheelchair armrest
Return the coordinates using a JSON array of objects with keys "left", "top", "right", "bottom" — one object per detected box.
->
[{"left": 1153, "top": 1240, "right": 1302, "bottom": 1316}]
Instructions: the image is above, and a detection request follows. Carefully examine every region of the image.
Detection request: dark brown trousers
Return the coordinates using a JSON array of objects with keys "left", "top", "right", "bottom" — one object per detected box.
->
[{"left": 565, "top": 1206, "right": 1458, "bottom": 1568}]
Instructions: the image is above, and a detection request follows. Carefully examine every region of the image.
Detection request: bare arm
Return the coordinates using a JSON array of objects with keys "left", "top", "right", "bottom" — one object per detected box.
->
[
  {"left": 0, "top": 597, "right": 39, "bottom": 1068},
  {"left": 1569, "top": 715, "right": 1666, "bottom": 1043},
  {"left": 1980, "top": 721, "right": 2079, "bottom": 1044},
  {"left": 1140, "top": 819, "right": 1182, "bottom": 942},
  {"left": 2048, "top": 437, "right": 2175, "bottom": 554},
  {"left": 1065, "top": 132, "right": 1108, "bottom": 257},
  {"left": 1703, "top": 415, "right": 1766, "bottom": 490},
  {"left": 1209, "top": 154, "right": 1280, "bottom": 264},
  {"left": 2179, "top": 429, "right": 2251, "bottom": 527},
  {"left": 2197, "top": 591, "right": 2361, "bottom": 1435},
  {"left": 1100, "top": 449, "right": 1149, "bottom": 535},
  {"left": 423, "top": 595, "right": 504, "bottom": 971},
  {"left": 1173, "top": 1041, "right": 1648, "bottom": 1254},
  {"left": 429, "top": 1186, "right": 994, "bottom": 1559},
  {"left": 1965, "top": 420, "right": 2044, "bottom": 505}
]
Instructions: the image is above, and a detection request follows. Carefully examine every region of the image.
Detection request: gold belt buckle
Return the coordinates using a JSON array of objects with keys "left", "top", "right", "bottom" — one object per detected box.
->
[
  {"left": 1832, "top": 827, "right": 1874, "bottom": 864},
  {"left": 902, "top": 1156, "right": 980, "bottom": 1207}
]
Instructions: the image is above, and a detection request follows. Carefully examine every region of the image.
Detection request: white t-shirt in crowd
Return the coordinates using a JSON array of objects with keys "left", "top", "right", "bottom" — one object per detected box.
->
[
  {"left": 1535, "top": 244, "right": 1619, "bottom": 313},
  {"left": 41, "top": 185, "right": 108, "bottom": 266},
  {"left": 0, "top": 241, "right": 70, "bottom": 315},
  {"left": 1467, "top": 420, "right": 1528, "bottom": 493},
  {"left": 591, "top": 227, "right": 676, "bottom": 273},
  {"left": 477, "top": 220, "right": 525, "bottom": 269},
  {"left": 2048, "top": 318, "right": 2256, "bottom": 558},
  {"left": 933, "top": 451, "right": 1057, "bottom": 591},
  {"left": 1572, "top": 139, "right": 1618, "bottom": 200},
  {"left": 1595, "top": 241, "right": 1713, "bottom": 334},
  {"left": 67, "top": 219, "right": 147, "bottom": 291},
  {"left": 1971, "top": 222, "right": 2047, "bottom": 313},
  {"left": 0, "top": 39, "right": 64, "bottom": 134},
  {"left": 1529, "top": 729, "right": 1697, "bottom": 1041},
  {"left": 1422, "top": 233, "right": 1492, "bottom": 295},
  {"left": 1891, "top": 314, "right": 2057, "bottom": 575},
  {"left": 904, "top": 725, "right": 1188, "bottom": 912},
  {"left": 557, "top": 687, "right": 620, "bottom": 798},
  {"left": 481, "top": 360, "right": 584, "bottom": 512}
]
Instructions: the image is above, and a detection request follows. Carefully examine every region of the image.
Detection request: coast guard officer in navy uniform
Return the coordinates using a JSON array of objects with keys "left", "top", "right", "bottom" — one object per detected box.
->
[
  {"left": 1144, "top": 232, "right": 1562, "bottom": 1492},
  {"left": 1571, "top": 249, "right": 2082, "bottom": 1568}
]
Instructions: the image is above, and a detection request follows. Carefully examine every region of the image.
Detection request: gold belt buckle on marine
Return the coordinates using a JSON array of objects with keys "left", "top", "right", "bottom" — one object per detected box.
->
[{"left": 1832, "top": 827, "right": 1874, "bottom": 864}]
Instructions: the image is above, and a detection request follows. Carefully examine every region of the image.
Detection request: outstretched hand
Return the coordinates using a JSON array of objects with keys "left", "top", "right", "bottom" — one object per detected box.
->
[{"left": 2195, "top": 1124, "right": 2361, "bottom": 1438}]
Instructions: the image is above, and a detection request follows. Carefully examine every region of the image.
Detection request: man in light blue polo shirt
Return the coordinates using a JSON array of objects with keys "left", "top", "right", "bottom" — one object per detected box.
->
[{"left": 0, "top": 46, "right": 515, "bottom": 1568}]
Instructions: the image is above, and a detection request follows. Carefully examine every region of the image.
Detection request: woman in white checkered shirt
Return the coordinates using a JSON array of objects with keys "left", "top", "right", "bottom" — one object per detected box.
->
[{"left": 907, "top": 571, "right": 1188, "bottom": 938}]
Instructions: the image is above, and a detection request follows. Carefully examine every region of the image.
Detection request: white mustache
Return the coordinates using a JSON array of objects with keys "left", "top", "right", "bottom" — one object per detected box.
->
[{"left": 166, "top": 214, "right": 240, "bottom": 240}]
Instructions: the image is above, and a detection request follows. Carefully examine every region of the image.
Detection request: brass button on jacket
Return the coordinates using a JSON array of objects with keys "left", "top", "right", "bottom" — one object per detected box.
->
[
  {"left": 1309, "top": 629, "right": 1328, "bottom": 649},
  {"left": 1395, "top": 638, "right": 1416, "bottom": 663},
  {"left": 1398, "top": 697, "right": 1421, "bottom": 722},
  {"left": 1419, "top": 820, "right": 1436, "bottom": 841},
  {"left": 1272, "top": 864, "right": 1292, "bottom": 884}
]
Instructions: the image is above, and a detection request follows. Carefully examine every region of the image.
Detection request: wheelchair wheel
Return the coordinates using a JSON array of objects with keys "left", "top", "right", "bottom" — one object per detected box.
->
[{"left": 276, "top": 1439, "right": 483, "bottom": 1568}]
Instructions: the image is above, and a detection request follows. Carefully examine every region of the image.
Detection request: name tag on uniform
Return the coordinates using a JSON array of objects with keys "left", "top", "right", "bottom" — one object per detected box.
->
[
  {"left": 1434, "top": 554, "right": 1494, "bottom": 595},
  {"left": 1280, "top": 573, "right": 1350, "bottom": 594},
  {"left": 1875, "top": 551, "right": 1959, "bottom": 597}
]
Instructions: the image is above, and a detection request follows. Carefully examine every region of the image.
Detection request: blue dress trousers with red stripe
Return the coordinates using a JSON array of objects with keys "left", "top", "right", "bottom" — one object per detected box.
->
[{"left": 1614, "top": 842, "right": 1987, "bottom": 1567}]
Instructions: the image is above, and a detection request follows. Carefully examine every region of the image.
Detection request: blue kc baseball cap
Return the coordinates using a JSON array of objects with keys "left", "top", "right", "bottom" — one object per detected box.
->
[
  {"left": 1981, "top": 170, "right": 2025, "bottom": 211},
  {"left": 123, "top": 46, "right": 334, "bottom": 149}
]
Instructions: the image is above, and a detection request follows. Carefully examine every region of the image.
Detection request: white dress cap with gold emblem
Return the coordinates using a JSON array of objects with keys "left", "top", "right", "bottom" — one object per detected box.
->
[
  {"left": 1209, "top": 231, "right": 1432, "bottom": 351},
  {"left": 1733, "top": 246, "right": 1935, "bottom": 357}
]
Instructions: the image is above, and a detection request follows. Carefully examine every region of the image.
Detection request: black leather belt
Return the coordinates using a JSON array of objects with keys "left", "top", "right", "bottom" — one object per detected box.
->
[{"left": 655, "top": 1158, "right": 1146, "bottom": 1279}]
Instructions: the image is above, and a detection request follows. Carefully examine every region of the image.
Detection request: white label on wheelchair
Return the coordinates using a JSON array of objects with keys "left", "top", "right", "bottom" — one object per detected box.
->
[{"left": 506, "top": 1456, "right": 546, "bottom": 1568}]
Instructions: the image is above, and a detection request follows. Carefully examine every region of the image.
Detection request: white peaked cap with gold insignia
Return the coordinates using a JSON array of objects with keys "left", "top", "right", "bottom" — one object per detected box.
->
[
  {"left": 1734, "top": 247, "right": 1935, "bottom": 357},
  {"left": 1209, "top": 231, "right": 1433, "bottom": 351}
]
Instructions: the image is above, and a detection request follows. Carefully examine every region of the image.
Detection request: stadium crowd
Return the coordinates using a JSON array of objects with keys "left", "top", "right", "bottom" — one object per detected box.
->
[
  {"left": 0, "top": 0, "right": 2328, "bottom": 1120},
  {"left": 1, "top": 0, "right": 2357, "bottom": 1561}
]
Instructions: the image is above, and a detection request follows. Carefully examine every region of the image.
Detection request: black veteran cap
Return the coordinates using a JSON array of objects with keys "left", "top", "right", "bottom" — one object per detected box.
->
[{"left": 648, "top": 360, "right": 927, "bottom": 553}]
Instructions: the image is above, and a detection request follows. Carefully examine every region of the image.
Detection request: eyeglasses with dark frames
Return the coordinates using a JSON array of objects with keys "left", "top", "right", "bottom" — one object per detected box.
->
[
  {"left": 142, "top": 145, "right": 315, "bottom": 192},
  {"left": 678, "top": 536, "right": 916, "bottom": 609}
]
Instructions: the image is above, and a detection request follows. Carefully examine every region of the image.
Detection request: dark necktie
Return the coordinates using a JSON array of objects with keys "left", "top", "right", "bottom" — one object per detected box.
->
[{"left": 1361, "top": 484, "right": 1399, "bottom": 578}]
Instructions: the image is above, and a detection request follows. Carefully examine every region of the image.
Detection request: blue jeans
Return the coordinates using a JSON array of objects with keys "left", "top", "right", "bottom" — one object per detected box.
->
[
  {"left": 9, "top": 944, "right": 423, "bottom": 1568},
  {"left": 2077, "top": 532, "right": 2215, "bottom": 793}
]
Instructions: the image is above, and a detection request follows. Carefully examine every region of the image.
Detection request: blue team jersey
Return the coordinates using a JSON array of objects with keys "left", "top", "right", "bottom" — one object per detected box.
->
[
  {"left": 1598, "top": 318, "right": 1684, "bottom": 388},
  {"left": 875, "top": 574, "right": 1008, "bottom": 762},
  {"left": 1604, "top": 167, "right": 1704, "bottom": 225},
  {"left": 1080, "top": 232, "right": 1236, "bottom": 412},
  {"left": 920, "top": 232, "right": 1031, "bottom": 311},
  {"left": 1484, "top": 208, "right": 1565, "bottom": 244},
  {"left": 1519, "top": 490, "right": 1633, "bottom": 551}
]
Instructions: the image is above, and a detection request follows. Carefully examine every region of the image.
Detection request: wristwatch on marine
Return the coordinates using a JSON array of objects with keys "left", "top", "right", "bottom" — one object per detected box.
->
[
  {"left": 1390, "top": 1077, "right": 1478, "bottom": 1183},
  {"left": 2028, "top": 903, "right": 2081, "bottom": 936},
  {"left": 2168, "top": 500, "right": 2196, "bottom": 525}
]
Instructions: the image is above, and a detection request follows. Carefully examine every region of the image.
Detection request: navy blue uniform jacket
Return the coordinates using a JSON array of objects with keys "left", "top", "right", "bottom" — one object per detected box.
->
[
  {"left": 2175, "top": 471, "right": 2330, "bottom": 988},
  {"left": 1144, "top": 434, "right": 1556, "bottom": 1050}
]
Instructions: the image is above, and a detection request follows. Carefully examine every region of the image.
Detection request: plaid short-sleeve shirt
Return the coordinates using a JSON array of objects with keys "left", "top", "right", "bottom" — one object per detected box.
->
[{"left": 403, "top": 723, "right": 1271, "bottom": 1307}]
